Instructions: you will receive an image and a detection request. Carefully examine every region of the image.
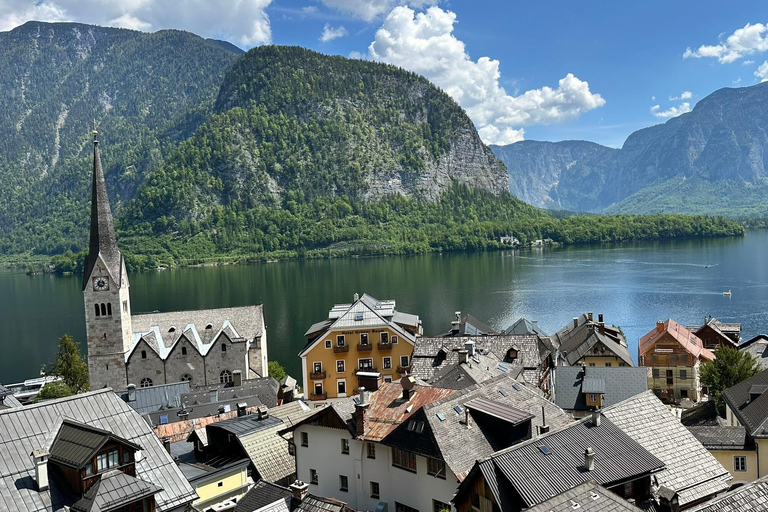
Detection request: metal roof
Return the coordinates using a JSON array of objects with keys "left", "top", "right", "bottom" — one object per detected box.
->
[
  {"left": 49, "top": 419, "right": 141, "bottom": 469},
  {"left": 638, "top": 319, "right": 714, "bottom": 361},
  {"left": 553, "top": 366, "right": 648, "bottom": 412},
  {"left": 687, "top": 426, "right": 750, "bottom": 450},
  {"left": 208, "top": 414, "right": 283, "bottom": 436},
  {"left": 722, "top": 367, "right": 768, "bottom": 437},
  {"left": 689, "top": 474, "right": 768, "bottom": 511},
  {"left": 71, "top": 470, "right": 161, "bottom": 512},
  {"left": 525, "top": 480, "right": 643, "bottom": 512},
  {"left": 463, "top": 397, "right": 533, "bottom": 426},
  {"left": 582, "top": 378, "right": 606, "bottom": 394},
  {"left": 116, "top": 381, "right": 191, "bottom": 415}
]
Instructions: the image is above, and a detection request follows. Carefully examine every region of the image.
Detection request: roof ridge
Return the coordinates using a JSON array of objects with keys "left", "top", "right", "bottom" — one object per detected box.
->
[{"left": 0, "top": 388, "right": 114, "bottom": 416}]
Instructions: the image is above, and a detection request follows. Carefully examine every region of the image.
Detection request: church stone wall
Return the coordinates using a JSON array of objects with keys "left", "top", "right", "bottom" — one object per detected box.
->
[
  {"left": 164, "top": 337, "right": 206, "bottom": 386},
  {"left": 126, "top": 340, "right": 166, "bottom": 387},
  {"left": 204, "top": 336, "right": 249, "bottom": 385}
]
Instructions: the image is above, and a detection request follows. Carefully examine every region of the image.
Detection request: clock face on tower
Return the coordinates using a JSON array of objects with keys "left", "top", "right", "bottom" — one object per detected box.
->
[{"left": 93, "top": 276, "right": 109, "bottom": 291}]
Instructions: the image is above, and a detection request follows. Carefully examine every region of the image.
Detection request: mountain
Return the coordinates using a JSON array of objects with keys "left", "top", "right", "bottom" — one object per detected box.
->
[{"left": 492, "top": 82, "right": 768, "bottom": 216}]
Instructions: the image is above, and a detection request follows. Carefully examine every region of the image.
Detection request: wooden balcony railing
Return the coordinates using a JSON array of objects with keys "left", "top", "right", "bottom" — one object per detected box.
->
[
  {"left": 358, "top": 365, "right": 378, "bottom": 373},
  {"left": 310, "top": 392, "right": 327, "bottom": 400},
  {"left": 334, "top": 345, "right": 349, "bottom": 353},
  {"left": 377, "top": 343, "right": 393, "bottom": 351},
  {"left": 357, "top": 343, "right": 373, "bottom": 352},
  {"left": 310, "top": 370, "right": 326, "bottom": 380}
]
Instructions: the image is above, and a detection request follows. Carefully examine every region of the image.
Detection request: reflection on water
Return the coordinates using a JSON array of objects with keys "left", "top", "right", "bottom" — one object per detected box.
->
[{"left": 2, "top": 231, "right": 767, "bottom": 383}]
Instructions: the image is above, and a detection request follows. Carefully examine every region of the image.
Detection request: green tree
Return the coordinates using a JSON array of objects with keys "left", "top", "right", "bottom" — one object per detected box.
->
[
  {"left": 40, "top": 335, "right": 90, "bottom": 398},
  {"left": 701, "top": 345, "right": 761, "bottom": 415},
  {"left": 36, "top": 381, "right": 74, "bottom": 401},
  {"left": 268, "top": 360, "right": 287, "bottom": 382}
]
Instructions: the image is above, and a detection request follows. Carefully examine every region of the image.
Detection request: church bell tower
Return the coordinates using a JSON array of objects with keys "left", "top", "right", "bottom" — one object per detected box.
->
[{"left": 83, "top": 130, "right": 132, "bottom": 390}]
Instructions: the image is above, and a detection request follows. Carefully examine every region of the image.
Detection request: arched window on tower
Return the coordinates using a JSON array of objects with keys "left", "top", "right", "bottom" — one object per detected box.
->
[
  {"left": 221, "top": 344, "right": 227, "bottom": 352},
  {"left": 100, "top": 303, "right": 107, "bottom": 316},
  {"left": 107, "top": 303, "right": 112, "bottom": 316},
  {"left": 141, "top": 350, "right": 147, "bottom": 359},
  {"left": 220, "top": 370, "right": 233, "bottom": 384},
  {"left": 181, "top": 346, "right": 187, "bottom": 355},
  {"left": 95, "top": 304, "right": 101, "bottom": 317},
  {"left": 140, "top": 378, "right": 153, "bottom": 388}
]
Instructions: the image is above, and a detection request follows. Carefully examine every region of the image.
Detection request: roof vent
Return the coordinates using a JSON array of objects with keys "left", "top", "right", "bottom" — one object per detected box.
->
[
  {"left": 590, "top": 491, "right": 600, "bottom": 501},
  {"left": 205, "top": 323, "right": 213, "bottom": 329},
  {"left": 169, "top": 326, "right": 176, "bottom": 333},
  {"left": 584, "top": 447, "right": 595, "bottom": 471},
  {"left": 127, "top": 383, "right": 136, "bottom": 402},
  {"left": 571, "top": 501, "right": 581, "bottom": 510}
]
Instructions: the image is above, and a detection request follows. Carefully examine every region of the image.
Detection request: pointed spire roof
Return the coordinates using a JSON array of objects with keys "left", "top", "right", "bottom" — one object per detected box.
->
[{"left": 83, "top": 131, "right": 121, "bottom": 290}]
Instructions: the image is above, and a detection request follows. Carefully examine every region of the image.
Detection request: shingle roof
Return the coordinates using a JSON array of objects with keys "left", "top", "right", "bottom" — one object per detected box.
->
[
  {"left": 687, "top": 426, "right": 750, "bottom": 450},
  {"left": 49, "top": 419, "right": 141, "bottom": 469},
  {"left": 722, "top": 368, "right": 768, "bottom": 437},
  {"left": 234, "top": 480, "right": 291, "bottom": 512},
  {"left": 116, "top": 381, "right": 191, "bottom": 414},
  {"left": 603, "top": 391, "right": 730, "bottom": 506},
  {"left": 639, "top": 319, "right": 714, "bottom": 361},
  {"left": 680, "top": 400, "right": 721, "bottom": 427},
  {"left": 690, "top": 474, "right": 768, "bottom": 511},
  {"left": 0, "top": 389, "right": 196, "bottom": 512},
  {"left": 234, "top": 480, "right": 351, "bottom": 512},
  {"left": 71, "top": 470, "right": 161, "bottom": 512},
  {"left": 555, "top": 321, "right": 634, "bottom": 367},
  {"left": 526, "top": 480, "right": 643, "bottom": 512},
  {"left": 444, "top": 314, "right": 499, "bottom": 336},
  {"left": 739, "top": 335, "right": 768, "bottom": 369},
  {"left": 553, "top": 366, "right": 648, "bottom": 412},
  {"left": 503, "top": 317, "right": 549, "bottom": 338}
]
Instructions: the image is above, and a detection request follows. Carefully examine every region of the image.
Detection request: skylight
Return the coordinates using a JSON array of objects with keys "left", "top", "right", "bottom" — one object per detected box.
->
[
  {"left": 499, "top": 390, "right": 509, "bottom": 397},
  {"left": 453, "top": 405, "right": 462, "bottom": 414},
  {"left": 353, "top": 397, "right": 360, "bottom": 405},
  {"left": 436, "top": 413, "right": 446, "bottom": 421},
  {"left": 538, "top": 445, "right": 551, "bottom": 455},
  {"left": 512, "top": 383, "right": 521, "bottom": 391},
  {"left": 498, "top": 364, "right": 508, "bottom": 372}
]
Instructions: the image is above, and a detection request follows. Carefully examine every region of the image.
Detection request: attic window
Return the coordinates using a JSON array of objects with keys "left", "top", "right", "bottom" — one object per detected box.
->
[
  {"left": 355, "top": 313, "right": 364, "bottom": 321},
  {"left": 406, "top": 420, "right": 425, "bottom": 433},
  {"left": 453, "top": 406, "right": 462, "bottom": 415},
  {"left": 498, "top": 364, "right": 509, "bottom": 372},
  {"left": 169, "top": 326, "right": 176, "bottom": 333},
  {"left": 512, "top": 383, "right": 521, "bottom": 391},
  {"left": 159, "top": 415, "right": 168, "bottom": 425},
  {"left": 206, "top": 323, "right": 213, "bottom": 329},
  {"left": 538, "top": 445, "right": 552, "bottom": 455},
  {"left": 499, "top": 390, "right": 509, "bottom": 397},
  {"left": 436, "top": 413, "right": 446, "bottom": 421}
]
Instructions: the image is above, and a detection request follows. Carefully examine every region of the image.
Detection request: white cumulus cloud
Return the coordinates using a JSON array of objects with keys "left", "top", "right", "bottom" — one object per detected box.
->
[
  {"left": 756, "top": 61, "right": 768, "bottom": 82},
  {"left": 0, "top": 0, "right": 273, "bottom": 47},
  {"left": 320, "top": 0, "right": 439, "bottom": 21},
  {"left": 320, "top": 23, "right": 348, "bottom": 42},
  {"left": 669, "top": 91, "right": 692, "bottom": 101},
  {"left": 650, "top": 102, "right": 691, "bottom": 119},
  {"left": 365, "top": 6, "right": 605, "bottom": 145},
  {"left": 684, "top": 22, "right": 768, "bottom": 64}
]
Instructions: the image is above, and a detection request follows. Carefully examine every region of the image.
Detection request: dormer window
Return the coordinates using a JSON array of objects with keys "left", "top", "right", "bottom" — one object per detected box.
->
[
  {"left": 206, "top": 323, "right": 213, "bottom": 330},
  {"left": 169, "top": 326, "right": 176, "bottom": 333}
]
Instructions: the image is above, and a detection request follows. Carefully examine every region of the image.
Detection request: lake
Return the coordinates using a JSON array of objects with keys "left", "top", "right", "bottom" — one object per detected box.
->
[{"left": 3, "top": 231, "right": 768, "bottom": 385}]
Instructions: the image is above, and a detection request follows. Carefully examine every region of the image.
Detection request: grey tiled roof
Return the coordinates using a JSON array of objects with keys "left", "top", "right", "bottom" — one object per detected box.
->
[
  {"left": 526, "top": 480, "right": 643, "bottom": 512},
  {"left": 235, "top": 480, "right": 350, "bottom": 512},
  {"left": 553, "top": 366, "right": 648, "bottom": 411},
  {"left": 116, "top": 381, "right": 191, "bottom": 414},
  {"left": 504, "top": 317, "right": 549, "bottom": 338},
  {"left": 740, "top": 335, "right": 768, "bottom": 369},
  {"left": 687, "top": 426, "right": 750, "bottom": 450},
  {"left": 210, "top": 415, "right": 284, "bottom": 436},
  {"left": 0, "top": 389, "right": 196, "bottom": 512},
  {"left": 680, "top": 400, "right": 721, "bottom": 427},
  {"left": 234, "top": 480, "right": 291, "bottom": 512},
  {"left": 603, "top": 391, "right": 730, "bottom": 506},
  {"left": 722, "top": 368, "right": 768, "bottom": 437},
  {"left": 183, "top": 378, "right": 279, "bottom": 408},
  {"left": 0, "top": 387, "right": 22, "bottom": 409},
  {"left": 689, "top": 474, "right": 768, "bottom": 511},
  {"left": 71, "top": 470, "right": 161, "bottom": 512}
]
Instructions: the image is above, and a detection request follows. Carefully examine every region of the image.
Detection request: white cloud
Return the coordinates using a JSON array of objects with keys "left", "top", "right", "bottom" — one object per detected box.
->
[
  {"left": 756, "top": 61, "right": 768, "bottom": 82},
  {"left": 365, "top": 6, "right": 604, "bottom": 145},
  {"left": 744, "top": 60, "right": 755, "bottom": 65},
  {"left": 302, "top": 6, "right": 318, "bottom": 13},
  {"left": 0, "top": 0, "right": 273, "bottom": 47},
  {"left": 650, "top": 102, "right": 691, "bottom": 119},
  {"left": 320, "top": 0, "right": 439, "bottom": 21},
  {"left": 684, "top": 22, "right": 768, "bottom": 64},
  {"left": 668, "top": 91, "right": 692, "bottom": 101},
  {"left": 320, "top": 23, "right": 348, "bottom": 42}
]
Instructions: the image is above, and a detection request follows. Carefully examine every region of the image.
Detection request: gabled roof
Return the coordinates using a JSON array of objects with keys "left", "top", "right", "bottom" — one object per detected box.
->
[
  {"left": 603, "top": 391, "right": 730, "bottom": 506},
  {"left": 444, "top": 314, "right": 499, "bottom": 337},
  {"left": 638, "top": 319, "right": 714, "bottom": 361},
  {"left": 0, "top": 389, "right": 196, "bottom": 512},
  {"left": 49, "top": 419, "right": 141, "bottom": 469},
  {"left": 680, "top": 400, "right": 721, "bottom": 427},
  {"left": 689, "top": 474, "right": 768, "bottom": 511},
  {"left": 526, "top": 480, "right": 643, "bottom": 512},
  {"left": 740, "top": 334, "right": 768, "bottom": 369},
  {"left": 504, "top": 317, "right": 549, "bottom": 338},
  {"left": 234, "top": 480, "right": 352, "bottom": 512},
  {"left": 116, "top": 381, "right": 191, "bottom": 415},
  {"left": 0, "top": 384, "right": 22, "bottom": 409},
  {"left": 553, "top": 366, "right": 648, "bottom": 411},
  {"left": 687, "top": 318, "right": 741, "bottom": 344},
  {"left": 554, "top": 320, "right": 634, "bottom": 366},
  {"left": 722, "top": 368, "right": 768, "bottom": 437},
  {"left": 71, "top": 470, "right": 161, "bottom": 512},
  {"left": 687, "top": 426, "right": 750, "bottom": 450}
]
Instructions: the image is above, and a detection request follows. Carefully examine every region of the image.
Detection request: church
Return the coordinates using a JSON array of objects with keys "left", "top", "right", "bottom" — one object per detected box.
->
[{"left": 82, "top": 131, "right": 268, "bottom": 390}]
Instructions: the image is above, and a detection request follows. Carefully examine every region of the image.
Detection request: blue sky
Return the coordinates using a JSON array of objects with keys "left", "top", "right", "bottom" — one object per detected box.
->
[{"left": 4, "top": 0, "right": 768, "bottom": 147}]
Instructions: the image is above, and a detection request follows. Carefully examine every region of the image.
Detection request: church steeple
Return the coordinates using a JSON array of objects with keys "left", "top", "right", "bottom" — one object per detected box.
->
[{"left": 82, "top": 130, "right": 121, "bottom": 291}]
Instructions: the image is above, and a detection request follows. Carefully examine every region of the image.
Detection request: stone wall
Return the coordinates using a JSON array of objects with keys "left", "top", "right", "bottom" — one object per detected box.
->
[
  {"left": 126, "top": 339, "right": 166, "bottom": 387},
  {"left": 164, "top": 335, "right": 206, "bottom": 386},
  {"left": 204, "top": 335, "right": 249, "bottom": 386}
]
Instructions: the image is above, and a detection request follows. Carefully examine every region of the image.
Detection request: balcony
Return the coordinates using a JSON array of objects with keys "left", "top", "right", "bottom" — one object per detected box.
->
[
  {"left": 357, "top": 343, "right": 373, "bottom": 352},
  {"left": 377, "top": 343, "right": 393, "bottom": 351},
  {"left": 310, "top": 392, "right": 327, "bottom": 400},
  {"left": 310, "top": 370, "right": 326, "bottom": 380},
  {"left": 397, "top": 365, "right": 411, "bottom": 374},
  {"left": 334, "top": 345, "right": 349, "bottom": 353},
  {"left": 358, "top": 365, "right": 378, "bottom": 373}
]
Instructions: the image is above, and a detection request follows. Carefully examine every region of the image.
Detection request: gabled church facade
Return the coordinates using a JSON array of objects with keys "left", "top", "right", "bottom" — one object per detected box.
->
[{"left": 83, "top": 132, "right": 267, "bottom": 391}]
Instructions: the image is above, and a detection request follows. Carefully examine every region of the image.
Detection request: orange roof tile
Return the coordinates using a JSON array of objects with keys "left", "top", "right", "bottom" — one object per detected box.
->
[{"left": 639, "top": 319, "right": 715, "bottom": 361}]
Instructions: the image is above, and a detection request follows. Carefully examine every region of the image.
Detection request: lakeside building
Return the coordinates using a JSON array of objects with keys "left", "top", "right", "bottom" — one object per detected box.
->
[
  {"left": 638, "top": 319, "right": 715, "bottom": 403},
  {"left": 685, "top": 317, "right": 741, "bottom": 350},
  {"left": 739, "top": 334, "right": 768, "bottom": 370},
  {"left": 299, "top": 293, "right": 421, "bottom": 401},
  {"left": 551, "top": 365, "right": 649, "bottom": 418},
  {"left": 550, "top": 313, "right": 634, "bottom": 368},
  {"left": 442, "top": 311, "right": 500, "bottom": 337}
]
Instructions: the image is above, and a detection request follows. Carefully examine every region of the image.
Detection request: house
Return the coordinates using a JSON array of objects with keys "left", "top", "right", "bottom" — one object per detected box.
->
[
  {"left": 0, "top": 389, "right": 196, "bottom": 512},
  {"left": 452, "top": 411, "right": 666, "bottom": 512},
  {"left": 681, "top": 400, "right": 721, "bottom": 427},
  {"left": 603, "top": 391, "right": 731, "bottom": 508},
  {"left": 739, "top": 334, "right": 768, "bottom": 370},
  {"left": 551, "top": 313, "right": 634, "bottom": 368},
  {"left": 233, "top": 479, "right": 352, "bottom": 512},
  {"left": 638, "top": 319, "right": 715, "bottom": 403},
  {"left": 299, "top": 293, "right": 421, "bottom": 401},
  {"left": 503, "top": 317, "right": 549, "bottom": 339},
  {"left": 688, "top": 426, "right": 755, "bottom": 483},
  {"left": 688, "top": 474, "right": 768, "bottom": 511},
  {"left": 525, "top": 480, "right": 643, "bottom": 512},
  {"left": 686, "top": 317, "right": 741, "bottom": 350},
  {"left": 443, "top": 311, "right": 500, "bottom": 336},
  {"left": 177, "top": 456, "right": 251, "bottom": 511},
  {"left": 552, "top": 365, "right": 649, "bottom": 417},
  {"left": 278, "top": 374, "right": 572, "bottom": 512}
]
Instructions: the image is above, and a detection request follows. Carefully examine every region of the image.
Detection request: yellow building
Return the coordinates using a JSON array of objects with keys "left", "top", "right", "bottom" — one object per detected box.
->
[
  {"left": 299, "top": 293, "right": 422, "bottom": 401},
  {"left": 179, "top": 458, "right": 251, "bottom": 511}
]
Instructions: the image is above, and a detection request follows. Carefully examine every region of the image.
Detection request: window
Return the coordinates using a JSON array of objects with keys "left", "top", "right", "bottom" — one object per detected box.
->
[
  {"left": 85, "top": 463, "right": 93, "bottom": 476},
  {"left": 97, "top": 453, "right": 108, "bottom": 472},
  {"left": 337, "top": 380, "right": 346, "bottom": 395},
  {"left": 604, "top": 362, "right": 612, "bottom": 367},
  {"left": 101, "top": 303, "right": 107, "bottom": 316},
  {"left": 218, "top": 482, "right": 223, "bottom": 487},
  {"left": 360, "top": 358, "right": 373, "bottom": 371},
  {"left": 433, "top": 500, "right": 451, "bottom": 512},
  {"left": 588, "top": 363, "right": 596, "bottom": 367},
  {"left": 383, "top": 357, "right": 392, "bottom": 370},
  {"left": 337, "top": 335, "right": 345, "bottom": 347},
  {"left": 141, "top": 350, "right": 147, "bottom": 359},
  {"left": 123, "top": 450, "right": 131, "bottom": 463},
  {"left": 140, "top": 378, "right": 152, "bottom": 388},
  {"left": 313, "top": 362, "right": 323, "bottom": 373},
  {"left": 108, "top": 449, "right": 119, "bottom": 468},
  {"left": 181, "top": 346, "right": 187, "bottom": 355},
  {"left": 367, "top": 443, "right": 376, "bottom": 459},
  {"left": 395, "top": 502, "right": 419, "bottom": 512},
  {"left": 314, "top": 382, "right": 323, "bottom": 396},
  {"left": 360, "top": 333, "right": 369, "bottom": 345},
  {"left": 589, "top": 393, "right": 597, "bottom": 402},
  {"left": 310, "top": 469, "right": 318, "bottom": 484},
  {"left": 735, "top": 455, "right": 747, "bottom": 472},
  {"left": 384, "top": 375, "right": 392, "bottom": 383},
  {"left": 381, "top": 332, "right": 389, "bottom": 344},
  {"left": 337, "top": 360, "right": 345, "bottom": 372},
  {"left": 392, "top": 447, "right": 417, "bottom": 472},
  {"left": 301, "top": 432, "right": 309, "bottom": 447},
  {"left": 95, "top": 304, "right": 100, "bottom": 317},
  {"left": 220, "top": 370, "right": 233, "bottom": 383},
  {"left": 619, "top": 362, "right": 627, "bottom": 367},
  {"left": 370, "top": 481, "right": 380, "bottom": 499},
  {"left": 339, "top": 475, "right": 348, "bottom": 492},
  {"left": 427, "top": 457, "right": 446, "bottom": 478},
  {"left": 400, "top": 355, "right": 409, "bottom": 367},
  {"left": 221, "top": 343, "right": 227, "bottom": 352},
  {"left": 680, "top": 369, "right": 687, "bottom": 379},
  {"left": 652, "top": 368, "right": 660, "bottom": 378},
  {"left": 326, "top": 340, "right": 332, "bottom": 349},
  {"left": 392, "top": 335, "right": 398, "bottom": 344},
  {"left": 181, "top": 374, "right": 192, "bottom": 383},
  {"left": 681, "top": 389, "right": 688, "bottom": 398},
  {"left": 107, "top": 303, "right": 112, "bottom": 316},
  {"left": 288, "top": 442, "right": 295, "bottom": 456},
  {"left": 341, "top": 439, "right": 350, "bottom": 454},
  {"left": 159, "top": 415, "right": 168, "bottom": 425}
]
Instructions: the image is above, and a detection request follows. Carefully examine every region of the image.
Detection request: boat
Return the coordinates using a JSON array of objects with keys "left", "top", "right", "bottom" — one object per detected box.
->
[{"left": 723, "top": 290, "right": 732, "bottom": 297}]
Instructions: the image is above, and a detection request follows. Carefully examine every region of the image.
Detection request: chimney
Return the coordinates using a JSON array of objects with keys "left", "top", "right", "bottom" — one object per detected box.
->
[
  {"left": 162, "top": 438, "right": 171, "bottom": 455},
  {"left": 591, "top": 409, "right": 601, "bottom": 427},
  {"left": 464, "top": 340, "right": 476, "bottom": 357},
  {"left": 583, "top": 447, "right": 595, "bottom": 471},
  {"left": 656, "top": 321, "right": 665, "bottom": 333},
  {"left": 257, "top": 404, "right": 269, "bottom": 420},
  {"left": 587, "top": 312, "right": 593, "bottom": 321},
  {"left": 353, "top": 387, "right": 369, "bottom": 435},
  {"left": 178, "top": 408, "right": 189, "bottom": 421},
  {"left": 458, "top": 349, "right": 469, "bottom": 364},
  {"left": 233, "top": 370, "right": 242, "bottom": 387},
  {"left": 127, "top": 384, "right": 136, "bottom": 402},
  {"left": 657, "top": 487, "right": 680, "bottom": 512},
  {"left": 289, "top": 480, "right": 309, "bottom": 501},
  {"left": 401, "top": 375, "right": 416, "bottom": 401},
  {"left": 599, "top": 322, "right": 605, "bottom": 334},
  {"left": 31, "top": 449, "right": 49, "bottom": 491},
  {"left": 210, "top": 389, "right": 218, "bottom": 403},
  {"left": 532, "top": 320, "right": 538, "bottom": 330},
  {"left": 598, "top": 313, "right": 603, "bottom": 324},
  {"left": 464, "top": 409, "right": 471, "bottom": 429},
  {"left": 354, "top": 293, "right": 359, "bottom": 302},
  {"left": 539, "top": 405, "right": 549, "bottom": 435},
  {"left": 573, "top": 317, "right": 579, "bottom": 329}
]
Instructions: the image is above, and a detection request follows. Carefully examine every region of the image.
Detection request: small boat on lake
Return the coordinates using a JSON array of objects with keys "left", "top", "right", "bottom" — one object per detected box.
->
[{"left": 723, "top": 290, "right": 732, "bottom": 297}]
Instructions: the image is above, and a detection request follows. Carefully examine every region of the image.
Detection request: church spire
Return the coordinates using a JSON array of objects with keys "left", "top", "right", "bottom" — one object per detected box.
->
[{"left": 83, "top": 129, "right": 121, "bottom": 291}]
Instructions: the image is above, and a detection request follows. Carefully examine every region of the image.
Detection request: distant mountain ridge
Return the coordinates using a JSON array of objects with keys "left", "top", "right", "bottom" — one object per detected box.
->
[{"left": 492, "top": 82, "right": 768, "bottom": 216}]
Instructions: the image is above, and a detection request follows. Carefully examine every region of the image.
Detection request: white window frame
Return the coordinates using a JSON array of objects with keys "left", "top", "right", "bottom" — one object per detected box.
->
[
  {"left": 359, "top": 358, "right": 373, "bottom": 371},
  {"left": 383, "top": 356, "right": 392, "bottom": 370},
  {"left": 325, "top": 340, "right": 332, "bottom": 349},
  {"left": 337, "top": 378, "right": 347, "bottom": 397},
  {"left": 337, "top": 359, "right": 346, "bottom": 373},
  {"left": 391, "top": 335, "right": 398, "bottom": 344},
  {"left": 360, "top": 333, "right": 369, "bottom": 345},
  {"left": 384, "top": 375, "right": 393, "bottom": 383},
  {"left": 734, "top": 455, "right": 747, "bottom": 472},
  {"left": 337, "top": 335, "right": 345, "bottom": 347},
  {"left": 312, "top": 361, "right": 323, "bottom": 373}
]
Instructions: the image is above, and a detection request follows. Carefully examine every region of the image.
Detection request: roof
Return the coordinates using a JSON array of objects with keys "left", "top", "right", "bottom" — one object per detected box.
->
[
  {"left": 128, "top": 305, "right": 264, "bottom": 362},
  {"left": 444, "top": 314, "right": 499, "bottom": 337},
  {"left": 722, "top": 368, "right": 768, "bottom": 437},
  {"left": 464, "top": 414, "right": 664, "bottom": 511},
  {"left": 209, "top": 414, "right": 283, "bottom": 436},
  {"left": 638, "top": 319, "right": 715, "bottom": 361},
  {"left": 504, "top": 317, "right": 549, "bottom": 338},
  {"left": 553, "top": 366, "right": 649, "bottom": 411},
  {"left": 234, "top": 480, "right": 352, "bottom": 512},
  {"left": 526, "top": 480, "right": 643, "bottom": 512},
  {"left": 71, "top": 470, "right": 161, "bottom": 512},
  {"left": 0, "top": 389, "right": 196, "bottom": 512},
  {"left": 427, "top": 351, "right": 517, "bottom": 390},
  {"left": 687, "top": 426, "right": 751, "bottom": 450},
  {"left": 83, "top": 138, "right": 121, "bottom": 291},
  {"left": 552, "top": 316, "right": 634, "bottom": 367},
  {"left": 49, "top": 419, "right": 141, "bottom": 469},
  {"left": 680, "top": 400, "right": 721, "bottom": 427},
  {"left": 234, "top": 480, "right": 291, "bottom": 512},
  {"left": 686, "top": 318, "right": 741, "bottom": 346},
  {"left": 177, "top": 456, "right": 250, "bottom": 484},
  {"left": 463, "top": 397, "right": 533, "bottom": 426},
  {"left": 740, "top": 334, "right": 768, "bottom": 369},
  {"left": 116, "top": 381, "right": 191, "bottom": 414},
  {"left": 603, "top": 391, "right": 730, "bottom": 506},
  {"left": 0, "top": 384, "right": 22, "bottom": 409},
  {"left": 689, "top": 474, "right": 768, "bottom": 511}
]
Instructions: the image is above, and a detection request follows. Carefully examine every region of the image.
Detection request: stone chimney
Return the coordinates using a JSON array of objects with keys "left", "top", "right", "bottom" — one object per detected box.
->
[
  {"left": 573, "top": 317, "right": 579, "bottom": 329},
  {"left": 587, "top": 312, "right": 593, "bottom": 321},
  {"left": 353, "top": 387, "right": 369, "bottom": 436},
  {"left": 401, "top": 375, "right": 416, "bottom": 401},
  {"left": 458, "top": 349, "right": 469, "bottom": 364},
  {"left": 257, "top": 404, "right": 269, "bottom": 420},
  {"left": 598, "top": 313, "right": 603, "bottom": 324},
  {"left": 31, "top": 449, "right": 49, "bottom": 491},
  {"left": 464, "top": 340, "right": 476, "bottom": 357},
  {"left": 656, "top": 321, "right": 665, "bottom": 333},
  {"left": 591, "top": 409, "right": 601, "bottom": 427},
  {"left": 127, "top": 384, "right": 136, "bottom": 402},
  {"left": 289, "top": 480, "right": 309, "bottom": 501},
  {"left": 162, "top": 438, "right": 171, "bottom": 455},
  {"left": 583, "top": 447, "right": 595, "bottom": 471},
  {"left": 233, "top": 370, "right": 242, "bottom": 387}
]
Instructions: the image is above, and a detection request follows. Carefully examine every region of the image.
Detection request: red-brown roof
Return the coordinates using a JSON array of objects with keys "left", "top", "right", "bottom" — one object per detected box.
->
[{"left": 639, "top": 319, "right": 715, "bottom": 361}]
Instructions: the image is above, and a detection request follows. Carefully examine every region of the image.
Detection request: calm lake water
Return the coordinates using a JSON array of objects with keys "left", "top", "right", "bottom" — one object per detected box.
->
[{"left": 3, "top": 231, "right": 768, "bottom": 384}]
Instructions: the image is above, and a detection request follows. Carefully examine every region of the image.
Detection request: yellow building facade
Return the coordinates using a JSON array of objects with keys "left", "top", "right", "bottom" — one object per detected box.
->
[
  {"left": 300, "top": 294, "right": 421, "bottom": 401},
  {"left": 186, "top": 459, "right": 251, "bottom": 511}
]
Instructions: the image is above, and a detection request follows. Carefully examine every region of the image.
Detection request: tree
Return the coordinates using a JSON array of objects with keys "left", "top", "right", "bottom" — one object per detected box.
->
[
  {"left": 268, "top": 360, "right": 287, "bottom": 382},
  {"left": 701, "top": 345, "right": 761, "bottom": 415},
  {"left": 36, "top": 381, "right": 74, "bottom": 401},
  {"left": 38, "top": 335, "right": 90, "bottom": 401}
]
